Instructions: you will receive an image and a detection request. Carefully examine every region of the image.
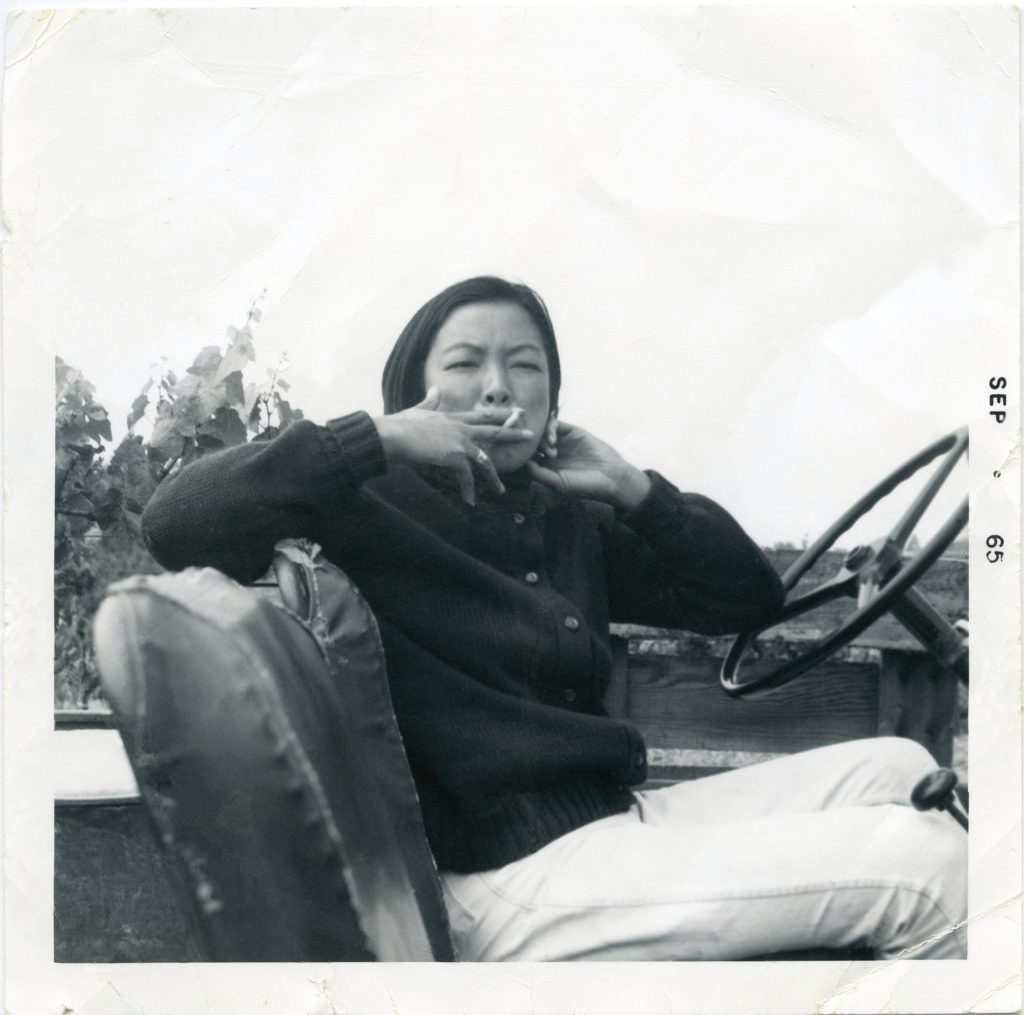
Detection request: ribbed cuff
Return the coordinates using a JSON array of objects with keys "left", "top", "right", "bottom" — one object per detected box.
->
[
  {"left": 617, "top": 469, "right": 689, "bottom": 537},
  {"left": 320, "top": 411, "right": 388, "bottom": 488},
  {"left": 429, "top": 777, "right": 636, "bottom": 874}
]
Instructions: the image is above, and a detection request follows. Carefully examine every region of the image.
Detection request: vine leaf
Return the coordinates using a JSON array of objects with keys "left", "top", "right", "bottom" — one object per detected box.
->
[
  {"left": 277, "top": 397, "right": 302, "bottom": 428},
  {"left": 109, "top": 435, "right": 158, "bottom": 507},
  {"left": 92, "top": 485, "right": 123, "bottom": 528},
  {"left": 84, "top": 406, "right": 113, "bottom": 444},
  {"left": 216, "top": 328, "right": 256, "bottom": 382},
  {"left": 196, "top": 406, "right": 246, "bottom": 450},
  {"left": 64, "top": 492, "right": 93, "bottom": 515},
  {"left": 243, "top": 382, "right": 260, "bottom": 420},
  {"left": 222, "top": 370, "right": 245, "bottom": 407},
  {"left": 127, "top": 393, "right": 149, "bottom": 432},
  {"left": 188, "top": 346, "right": 222, "bottom": 378}
]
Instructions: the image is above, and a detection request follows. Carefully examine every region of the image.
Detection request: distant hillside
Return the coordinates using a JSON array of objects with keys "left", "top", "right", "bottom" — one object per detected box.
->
[
  {"left": 763, "top": 547, "right": 967, "bottom": 649},
  {"left": 943, "top": 537, "right": 968, "bottom": 563}
]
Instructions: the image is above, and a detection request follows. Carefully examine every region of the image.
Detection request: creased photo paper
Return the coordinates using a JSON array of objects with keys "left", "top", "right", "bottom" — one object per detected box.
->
[{"left": 3, "top": 6, "right": 1020, "bottom": 1014}]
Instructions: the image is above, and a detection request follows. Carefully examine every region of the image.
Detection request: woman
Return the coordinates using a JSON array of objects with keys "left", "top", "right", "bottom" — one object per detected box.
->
[{"left": 142, "top": 275, "right": 966, "bottom": 961}]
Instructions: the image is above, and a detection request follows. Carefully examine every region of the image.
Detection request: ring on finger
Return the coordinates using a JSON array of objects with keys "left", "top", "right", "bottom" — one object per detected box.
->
[{"left": 475, "top": 447, "right": 489, "bottom": 465}]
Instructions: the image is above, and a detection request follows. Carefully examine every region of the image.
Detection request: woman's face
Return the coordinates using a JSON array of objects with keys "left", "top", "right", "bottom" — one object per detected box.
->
[{"left": 423, "top": 301, "right": 551, "bottom": 473}]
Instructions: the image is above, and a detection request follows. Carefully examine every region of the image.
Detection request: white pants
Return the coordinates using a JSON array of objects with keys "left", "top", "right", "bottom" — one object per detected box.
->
[{"left": 440, "top": 738, "right": 967, "bottom": 961}]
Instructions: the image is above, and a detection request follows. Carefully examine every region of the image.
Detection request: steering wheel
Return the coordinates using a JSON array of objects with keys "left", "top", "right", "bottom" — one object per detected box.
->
[{"left": 721, "top": 428, "right": 969, "bottom": 697}]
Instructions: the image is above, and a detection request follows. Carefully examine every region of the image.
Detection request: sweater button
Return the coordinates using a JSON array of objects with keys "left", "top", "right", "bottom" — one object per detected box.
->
[
  {"left": 525, "top": 571, "right": 539, "bottom": 584},
  {"left": 563, "top": 616, "right": 580, "bottom": 631},
  {"left": 563, "top": 688, "right": 577, "bottom": 703},
  {"left": 512, "top": 512, "right": 526, "bottom": 524}
]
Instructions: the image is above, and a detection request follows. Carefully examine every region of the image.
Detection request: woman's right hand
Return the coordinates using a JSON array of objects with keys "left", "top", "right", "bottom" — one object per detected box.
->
[{"left": 372, "top": 388, "right": 535, "bottom": 505}]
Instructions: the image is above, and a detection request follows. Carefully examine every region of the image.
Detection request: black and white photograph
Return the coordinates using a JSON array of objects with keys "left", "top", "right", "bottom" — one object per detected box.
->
[{"left": 3, "top": 5, "right": 1020, "bottom": 1014}]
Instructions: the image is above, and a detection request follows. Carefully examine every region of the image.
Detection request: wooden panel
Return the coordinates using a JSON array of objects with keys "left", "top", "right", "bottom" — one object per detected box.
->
[
  {"left": 641, "top": 773, "right": 728, "bottom": 789},
  {"left": 877, "top": 649, "right": 958, "bottom": 767},
  {"left": 605, "top": 635, "right": 630, "bottom": 719},
  {"left": 54, "top": 709, "right": 116, "bottom": 730},
  {"left": 623, "top": 653, "right": 880, "bottom": 755}
]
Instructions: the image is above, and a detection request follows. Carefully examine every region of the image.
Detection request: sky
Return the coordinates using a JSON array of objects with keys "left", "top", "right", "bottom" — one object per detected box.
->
[{"left": 4, "top": 5, "right": 1017, "bottom": 546}]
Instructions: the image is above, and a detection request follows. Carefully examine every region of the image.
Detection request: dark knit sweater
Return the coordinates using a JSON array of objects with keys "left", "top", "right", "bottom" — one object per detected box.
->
[{"left": 141, "top": 412, "right": 784, "bottom": 873}]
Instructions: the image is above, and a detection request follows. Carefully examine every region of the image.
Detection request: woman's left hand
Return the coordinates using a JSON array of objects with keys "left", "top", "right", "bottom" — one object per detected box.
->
[{"left": 526, "top": 420, "right": 652, "bottom": 510}]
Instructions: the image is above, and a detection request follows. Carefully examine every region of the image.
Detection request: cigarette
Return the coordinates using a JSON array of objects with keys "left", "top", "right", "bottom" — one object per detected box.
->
[{"left": 502, "top": 407, "right": 525, "bottom": 429}]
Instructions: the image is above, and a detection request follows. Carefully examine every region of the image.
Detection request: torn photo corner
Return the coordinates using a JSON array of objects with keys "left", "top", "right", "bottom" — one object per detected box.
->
[{"left": 3, "top": 5, "right": 1020, "bottom": 1014}]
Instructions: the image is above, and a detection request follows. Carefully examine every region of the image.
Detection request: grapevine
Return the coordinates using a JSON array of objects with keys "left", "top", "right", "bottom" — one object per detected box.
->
[{"left": 54, "top": 302, "right": 301, "bottom": 706}]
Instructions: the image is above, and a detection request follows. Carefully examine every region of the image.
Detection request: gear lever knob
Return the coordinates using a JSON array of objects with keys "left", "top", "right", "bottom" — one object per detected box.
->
[{"left": 911, "top": 768, "right": 969, "bottom": 831}]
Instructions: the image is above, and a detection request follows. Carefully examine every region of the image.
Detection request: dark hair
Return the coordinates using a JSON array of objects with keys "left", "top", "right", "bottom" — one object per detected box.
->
[{"left": 381, "top": 276, "right": 561, "bottom": 414}]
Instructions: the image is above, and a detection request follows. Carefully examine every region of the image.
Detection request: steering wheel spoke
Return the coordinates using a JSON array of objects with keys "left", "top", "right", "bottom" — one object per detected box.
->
[
  {"left": 856, "top": 574, "right": 880, "bottom": 610},
  {"left": 889, "top": 588, "right": 969, "bottom": 682},
  {"left": 778, "top": 570, "right": 858, "bottom": 622},
  {"left": 721, "top": 430, "right": 968, "bottom": 697}
]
